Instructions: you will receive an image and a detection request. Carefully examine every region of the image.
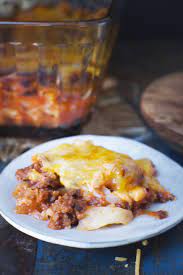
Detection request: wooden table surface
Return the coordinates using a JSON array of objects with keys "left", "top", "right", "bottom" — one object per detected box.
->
[
  {"left": 0, "top": 40, "right": 183, "bottom": 275},
  {"left": 141, "top": 72, "right": 183, "bottom": 152}
]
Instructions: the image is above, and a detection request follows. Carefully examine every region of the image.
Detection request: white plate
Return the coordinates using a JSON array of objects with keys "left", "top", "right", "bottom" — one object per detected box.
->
[{"left": 0, "top": 135, "right": 183, "bottom": 249}]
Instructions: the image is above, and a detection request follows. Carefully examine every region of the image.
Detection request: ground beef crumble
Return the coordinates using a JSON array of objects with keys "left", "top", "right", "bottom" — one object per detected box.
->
[
  {"left": 16, "top": 162, "right": 61, "bottom": 189},
  {"left": 14, "top": 163, "right": 88, "bottom": 229},
  {"left": 13, "top": 183, "right": 88, "bottom": 229},
  {"left": 48, "top": 190, "right": 87, "bottom": 229},
  {"left": 13, "top": 162, "right": 175, "bottom": 229}
]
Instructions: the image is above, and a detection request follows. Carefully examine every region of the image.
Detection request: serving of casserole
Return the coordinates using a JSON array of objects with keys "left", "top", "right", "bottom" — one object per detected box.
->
[{"left": 13, "top": 139, "right": 175, "bottom": 230}]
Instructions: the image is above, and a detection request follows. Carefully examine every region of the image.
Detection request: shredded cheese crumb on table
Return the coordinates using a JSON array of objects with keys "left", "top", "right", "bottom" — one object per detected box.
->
[
  {"left": 142, "top": 240, "right": 149, "bottom": 246},
  {"left": 135, "top": 249, "right": 141, "bottom": 275},
  {"left": 115, "top": 257, "right": 127, "bottom": 262}
]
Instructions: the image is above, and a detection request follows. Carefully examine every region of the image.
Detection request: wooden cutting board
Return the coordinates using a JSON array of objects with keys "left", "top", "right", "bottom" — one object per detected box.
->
[{"left": 141, "top": 73, "right": 183, "bottom": 152}]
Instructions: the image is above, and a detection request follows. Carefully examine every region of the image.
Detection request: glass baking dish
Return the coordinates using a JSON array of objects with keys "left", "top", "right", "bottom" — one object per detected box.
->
[
  {"left": 0, "top": 1, "right": 112, "bottom": 21},
  {"left": 0, "top": 1, "right": 118, "bottom": 138}
]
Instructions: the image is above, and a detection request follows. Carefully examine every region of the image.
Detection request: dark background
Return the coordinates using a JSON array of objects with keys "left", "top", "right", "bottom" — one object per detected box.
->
[{"left": 119, "top": 0, "right": 183, "bottom": 39}]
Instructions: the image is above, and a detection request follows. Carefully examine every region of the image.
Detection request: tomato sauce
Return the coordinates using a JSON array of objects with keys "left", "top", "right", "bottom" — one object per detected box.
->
[{"left": 0, "top": 73, "right": 96, "bottom": 128}]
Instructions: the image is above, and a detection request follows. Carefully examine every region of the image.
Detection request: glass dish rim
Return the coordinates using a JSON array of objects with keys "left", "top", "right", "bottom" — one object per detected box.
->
[{"left": 0, "top": 17, "right": 111, "bottom": 27}]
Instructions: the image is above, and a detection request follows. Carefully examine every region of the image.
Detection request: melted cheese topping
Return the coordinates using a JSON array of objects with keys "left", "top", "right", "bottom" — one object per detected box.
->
[{"left": 33, "top": 140, "right": 144, "bottom": 195}]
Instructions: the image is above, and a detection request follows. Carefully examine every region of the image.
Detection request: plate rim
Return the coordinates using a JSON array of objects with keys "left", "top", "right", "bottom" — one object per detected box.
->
[{"left": 0, "top": 206, "right": 182, "bottom": 248}]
